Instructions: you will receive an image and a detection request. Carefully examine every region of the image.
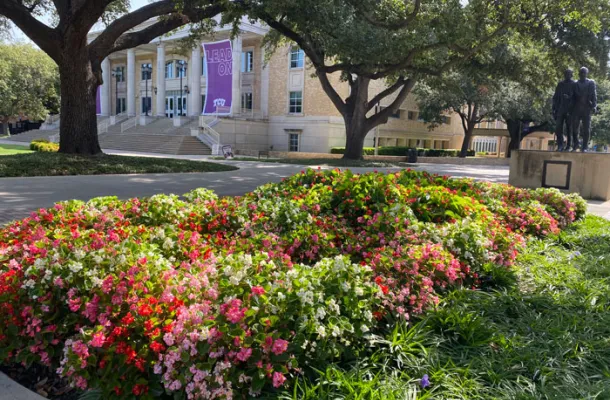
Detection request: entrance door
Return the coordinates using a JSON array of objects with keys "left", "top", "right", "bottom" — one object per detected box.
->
[
  {"left": 165, "top": 97, "right": 174, "bottom": 118},
  {"left": 177, "top": 96, "right": 187, "bottom": 117}
]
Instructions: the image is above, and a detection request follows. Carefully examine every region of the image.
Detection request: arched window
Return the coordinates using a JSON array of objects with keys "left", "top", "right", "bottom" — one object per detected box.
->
[
  {"left": 176, "top": 60, "right": 187, "bottom": 78},
  {"left": 165, "top": 61, "right": 174, "bottom": 79}
]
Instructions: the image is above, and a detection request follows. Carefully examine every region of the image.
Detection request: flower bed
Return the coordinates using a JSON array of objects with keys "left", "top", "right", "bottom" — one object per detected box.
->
[{"left": 0, "top": 169, "right": 586, "bottom": 399}]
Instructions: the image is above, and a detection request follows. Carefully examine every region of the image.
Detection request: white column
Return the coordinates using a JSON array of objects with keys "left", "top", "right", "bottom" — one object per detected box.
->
[
  {"left": 190, "top": 46, "right": 202, "bottom": 116},
  {"left": 156, "top": 43, "right": 166, "bottom": 117},
  {"left": 101, "top": 58, "right": 111, "bottom": 116},
  {"left": 260, "top": 46, "right": 269, "bottom": 118},
  {"left": 231, "top": 36, "right": 242, "bottom": 116},
  {"left": 127, "top": 49, "right": 136, "bottom": 117}
]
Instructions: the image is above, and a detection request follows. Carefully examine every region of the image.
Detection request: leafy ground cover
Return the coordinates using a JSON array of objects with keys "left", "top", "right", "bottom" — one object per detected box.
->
[
  {"left": 275, "top": 215, "right": 610, "bottom": 399},
  {"left": 0, "top": 153, "right": 237, "bottom": 177},
  {"left": 0, "top": 144, "right": 33, "bottom": 156},
  {"left": 0, "top": 169, "right": 588, "bottom": 399}
]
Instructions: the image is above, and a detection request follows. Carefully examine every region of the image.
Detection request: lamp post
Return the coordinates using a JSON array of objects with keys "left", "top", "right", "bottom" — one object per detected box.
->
[
  {"left": 177, "top": 60, "right": 187, "bottom": 117},
  {"left": 112, "top": 67, "right": 121, "bottom": 115},
  {"left": 143, "top": 64, "right": 152, "bottom": 116}
]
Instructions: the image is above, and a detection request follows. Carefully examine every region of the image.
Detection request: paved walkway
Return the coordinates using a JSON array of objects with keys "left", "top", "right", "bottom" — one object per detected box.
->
[{"left": 0, "top": 146, "right": 607, "bottom": 224}]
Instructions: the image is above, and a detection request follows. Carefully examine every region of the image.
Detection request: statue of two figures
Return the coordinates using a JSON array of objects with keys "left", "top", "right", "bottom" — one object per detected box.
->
[{"left": 553, "top": 67, "right": 598, "bottom": 152}]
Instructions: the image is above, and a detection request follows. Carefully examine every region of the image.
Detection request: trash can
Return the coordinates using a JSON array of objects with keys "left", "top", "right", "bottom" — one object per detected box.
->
[{"left": 407, "top": 148, "right": 418, "bottom": 163}]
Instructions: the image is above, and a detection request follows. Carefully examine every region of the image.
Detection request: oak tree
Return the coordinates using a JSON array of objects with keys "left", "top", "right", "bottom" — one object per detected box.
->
[{"left": 0, "top": 0, "right": 227, "bottom": 154}]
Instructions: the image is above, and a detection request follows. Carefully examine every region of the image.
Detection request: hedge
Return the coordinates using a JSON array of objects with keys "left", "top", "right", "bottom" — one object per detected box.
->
[
  {"left": 30, "top": 139, "right": 59, "bottom": 152},
  {"left": 330, "top": 146, "right": 476, "bottom": 157}
]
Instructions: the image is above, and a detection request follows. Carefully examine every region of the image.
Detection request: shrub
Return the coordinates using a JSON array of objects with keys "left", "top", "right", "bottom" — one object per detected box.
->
[
  {"left": 30, "top": 139, "right": 59, "bottom": 152},
  {"left": 0, "top": 169, "right": 584, "bottom": 399},
  {"left": 330, "top": 147, "right": 475, "bottom": 157}
]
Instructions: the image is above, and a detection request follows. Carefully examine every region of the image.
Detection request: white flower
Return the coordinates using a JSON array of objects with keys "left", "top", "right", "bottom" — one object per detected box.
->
[
  {"left": 163, "top": 238, "right": 175, "bottom": 250},
  {"left": 328, "top": 299, "right": 340, "bottom": 315},
  {"left": 93, "top": 255, "right": 103, "bottom": 264},
  {"left": 341, "top": 281, "right": 350, "bottom": 292},
  {"left": 364, "top": 310, "right": 373, "bottom": 321},
  {"left": 316, "top": 326, "right": 326, "bottom": 338},
  {"left": 355, "top": 287, "right": 364, "bottom": 296},
  {"left": 360, "top": 325, "right": 370, "bottom": 333},
  {"left": 69, "top": 262, "right": 83, "bottom": 273},
  {"left": 277, "top": 292, "right": 286, "bottom": 301},
  {"left": 21, "top": 279, "right": 36, "bottom": 289},
  {"left": 74, "top": 249, "right": 86, "bottom": 260},
  {"left": 315, "top": 307, "right": 326, "bottom": 320},
  {"left": 229, "top": 276, "right": 241, "bottom": 285},
  {"left": 331, "top": 326, "right": 341, "bottom": 337},
  {"left": 34, "top": 258, "right": 46, "bottom": 268}
]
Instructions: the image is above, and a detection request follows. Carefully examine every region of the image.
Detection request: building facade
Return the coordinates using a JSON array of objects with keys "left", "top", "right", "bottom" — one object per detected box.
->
[{"left": 91, "top": 18, "right": 552, "bottom": 154}]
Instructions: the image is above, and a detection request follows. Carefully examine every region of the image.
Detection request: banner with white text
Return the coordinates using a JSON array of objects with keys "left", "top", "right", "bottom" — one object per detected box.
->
[{"left": 203, "top": 40, "right": 233, "bottom": 115}]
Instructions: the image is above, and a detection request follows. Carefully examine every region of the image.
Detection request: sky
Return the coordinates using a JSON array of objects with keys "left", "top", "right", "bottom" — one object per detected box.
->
[{"left": 10, "top": 0, "right": 152, "bottom": 43}]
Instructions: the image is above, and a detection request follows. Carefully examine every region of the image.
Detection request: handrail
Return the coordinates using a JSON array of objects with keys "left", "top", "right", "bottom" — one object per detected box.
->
[
  {"left": 198, "top": 117, "right": 221, "bottom": 154},
  {"left": 120, "top": 117, "right": 137, "bottom": 133}
]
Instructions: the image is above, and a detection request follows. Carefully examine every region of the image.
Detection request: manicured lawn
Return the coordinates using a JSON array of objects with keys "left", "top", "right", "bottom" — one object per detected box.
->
[
  {"left": 0, "top": 152, "right": 237, "bottom": 177},
  {"left": 280, "top": 216, "right": 610, "bottom": 399},
  {"left": 0, "top": 144, "right": 33, "bottom": 155},
  {"left": 214, "top": 156, "right": 414, "bottom": 168}
]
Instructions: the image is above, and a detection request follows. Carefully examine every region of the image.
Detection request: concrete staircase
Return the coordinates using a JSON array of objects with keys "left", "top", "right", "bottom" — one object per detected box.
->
[
  {"left": 4, "top": 129, "right": 58, "bottom": 143},
  {"left": 99, "top": 133, "right": 211, "bottom": 155},
  {"left": 5, "top": 117, "right": 211, "bottom": 156}
]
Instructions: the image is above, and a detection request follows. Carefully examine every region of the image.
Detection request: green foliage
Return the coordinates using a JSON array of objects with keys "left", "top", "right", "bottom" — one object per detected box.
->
[
  {"left": 276, "top": 216, "right": 610, "bottom": 399},
  {"left": 0, "top": 43, "right": 59, "bottom": 122},
  {"left": 29, "top": 139, "right": 59, "bottom": 153},
  {"left": 330, "top": 147, "right": 475, "bottom": 157}
]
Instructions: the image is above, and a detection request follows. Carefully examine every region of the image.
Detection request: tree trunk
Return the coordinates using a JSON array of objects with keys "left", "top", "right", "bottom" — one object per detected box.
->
[
  {"left": 460, "top": 124, "right": 475, "bottom": 158},
  {"left": 342, "top": 77, "right": 372, "bottom": 160},
  {"left": 57, "top": 53, "right": 102, "bottom": 155},
  {"left": 505, "top": 119, "right": 521, "bottom": 158},
  {"left": 0, "top": 118, "right": 9, "bottom": 136},
  {"left": 343, "top": 122, "right": 368, "bottom": 160}
]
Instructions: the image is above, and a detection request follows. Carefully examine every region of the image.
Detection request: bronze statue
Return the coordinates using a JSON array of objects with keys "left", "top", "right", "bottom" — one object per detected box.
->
[
  {"left": 571, "top": 67, "right": 597, "bottom": 152},
  {"left": 552, "top": 69, "right": 576, "bottom": 151}
]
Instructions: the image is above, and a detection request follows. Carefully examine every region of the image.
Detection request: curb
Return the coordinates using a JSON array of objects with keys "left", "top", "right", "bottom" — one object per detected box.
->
[{"left": 0, "top": 372, "right": 46, "bottom": 400}]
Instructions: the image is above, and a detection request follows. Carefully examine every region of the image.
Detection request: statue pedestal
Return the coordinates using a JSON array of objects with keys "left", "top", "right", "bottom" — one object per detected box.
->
[{"left": 509, "top": 150, "right": 610, "bottom": 200}]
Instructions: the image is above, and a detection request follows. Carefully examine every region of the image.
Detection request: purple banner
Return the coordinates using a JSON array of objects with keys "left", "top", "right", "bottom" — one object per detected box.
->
[
  {"left": 203, "top": 40, "right": 233, "bottom": 115},
  {"left": 95, "top": 86, "right": 101, "bottom": 115}
]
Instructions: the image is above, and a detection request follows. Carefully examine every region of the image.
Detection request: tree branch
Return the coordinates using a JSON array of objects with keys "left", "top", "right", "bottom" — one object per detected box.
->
[
  {"left": 368, "top": 78, "right": 416, "bottom": 130},
  {"left": 315, "top": 68, "right": 346, "bottom": 115},
  {"left": 91, "top": 1, "right": 225, "bottom": 61},
  {"left": 366, "top": 77, "right": 407, "bottom": 111},
  {"left": 0, "top": 0, "right": 60, "bottom": 61}
]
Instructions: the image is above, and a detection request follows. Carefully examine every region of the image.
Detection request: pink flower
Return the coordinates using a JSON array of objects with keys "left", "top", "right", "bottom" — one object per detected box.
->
[
  {"left": 90, "top": 332, "right": 106, "bottom": 348},
  {"left": 271, "top": 339, "right": 289, "bottom": 355},
  {"left": 272, "top": 372, "right": 286, "bottom": 388},
  {"left": 251, "top": 286, "right": 265, "bottom": 296},
  {"left": 236, "top": 347, "right": 252, "bottom": 362}
]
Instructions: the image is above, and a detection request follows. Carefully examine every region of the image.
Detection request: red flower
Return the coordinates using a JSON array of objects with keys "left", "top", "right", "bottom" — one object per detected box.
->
[
  {"left": 138, "top": 304, "right": 153, "bottom": 317},
  {"left": 132, "top": 383, "right": 148, "bottom": 396},
  {"left": 150, "top": 341, "right": 165, "bottom": 353}
]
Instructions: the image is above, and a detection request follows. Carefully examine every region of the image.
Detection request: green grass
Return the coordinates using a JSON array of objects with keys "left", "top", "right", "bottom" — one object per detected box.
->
[
  {"left": 0, "top": 152, "right": 237, "bottom": 177},
  {"left": 270, "top": 216, "right": 610, "bottom": 399},
  {"left": 0, "top": 144, "right": 33, "bottom": 155},
  {"left": 213, "top": 156, "right": 415, "bottom": 168}
]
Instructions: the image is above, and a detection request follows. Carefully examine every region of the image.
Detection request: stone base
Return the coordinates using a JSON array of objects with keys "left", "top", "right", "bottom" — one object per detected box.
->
[
  {"left": 139, "top": 116, "right": 154, "bottom": 126},
  {"left": 509, "top": 150, "right": 610, "bottom": 200},
  {"left": 173, "top": 116, "right": 188, "bottom": 127}
]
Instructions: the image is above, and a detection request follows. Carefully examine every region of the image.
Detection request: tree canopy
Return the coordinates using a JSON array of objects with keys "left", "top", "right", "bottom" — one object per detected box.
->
[
  {"left": 0, "top": 43, "right": 59, "bottom": 133},
  {"left": 246, "top": 0, "right": 610, "bottom": 159}
]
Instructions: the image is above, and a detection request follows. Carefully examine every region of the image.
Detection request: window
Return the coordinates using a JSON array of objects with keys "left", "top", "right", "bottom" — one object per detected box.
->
[
  {"left": 242, "top": 50, "right": 254, "bottom": 72},
  {"left": 290, "top": 46, "right": 304, "bottom": 69},
  {"left": 141, "top": 96, "right": 152, "bottom": 114},
  {"left": 201, "top": 56, "right": 206, "bottom": 76},
  {"left": 289, "top": 91, "right": 303, "bottom": 114},
  {"left": 441, "top": 116, "right": 451, "bottom": 124},
  {"left": 165, "top": 61, "right": 174, "bottom": 79},
  {"left": 176, "top": 61, "right": 187, "bottom": 78},
  {"left": 408, "top": 111, "right": 418, "bottom": 120},
  {"left": 141, "top": 63, "right": 152, "bottom": 80},
  {"left": 201, "top": 95, "right": 206, "bottom": 113},
  {"left": 241, "top": 92, "right": 253, "bottom": 110},
  {"left": 287, "top": 130, "right": 301, "bottom": 152},
  {"left": 114, "top": 67, "right": 125, "bottom": 83},
  {"left": 115, "top": 98, "right": 126, "bottom": 114}
]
